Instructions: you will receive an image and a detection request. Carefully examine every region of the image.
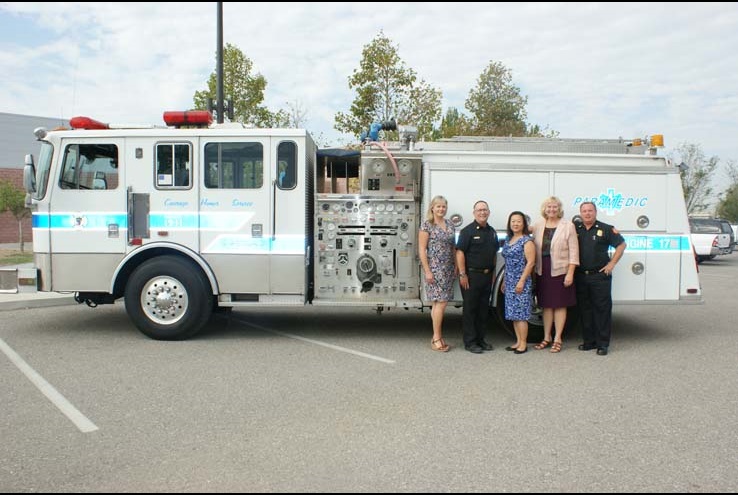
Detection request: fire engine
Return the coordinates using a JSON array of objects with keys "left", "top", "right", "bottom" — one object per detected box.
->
[{"left": 12, "top": 111, "right": 702, "bottom": 339}]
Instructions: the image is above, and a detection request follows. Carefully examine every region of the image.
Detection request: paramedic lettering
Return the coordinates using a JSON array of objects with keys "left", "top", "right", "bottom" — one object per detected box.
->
[{"left": 573, "top": 189, "right": 648, "bottom": 215}]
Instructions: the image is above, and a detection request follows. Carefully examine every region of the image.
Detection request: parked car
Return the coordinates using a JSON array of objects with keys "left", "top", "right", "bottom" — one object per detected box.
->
[
  {"left": 689, "top": 218, "right": 732, "bottom": 259},
  {"left": 715, "top": 218, "right": 736, "bottom": 252}
]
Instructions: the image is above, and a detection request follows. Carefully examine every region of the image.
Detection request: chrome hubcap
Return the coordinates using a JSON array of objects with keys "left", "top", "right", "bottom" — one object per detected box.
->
[{"left": 140, "top": 276, "right": 188, "bottom": 325}]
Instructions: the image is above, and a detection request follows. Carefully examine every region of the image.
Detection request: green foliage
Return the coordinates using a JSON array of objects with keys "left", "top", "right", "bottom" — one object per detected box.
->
[
  {"left": 0, "top": 250, "right": 33, "bottom": 266},
  {"left": 526, "top": 123, "right": 560, "bottom": 138},
  {"left": 669, "top": 143, "right": 719, "bottom": 214},
  {"left": 717, "top": 160, "right": 738, "bottom": 222},
  {"left": 335, "top": 32, "right": 442, "bottom": 141},
  {"left": 193, "top": 43, "right": 286, "bottom": 127},
  {"left": 439, "top": 61, "right": 556, "bottom": 139},
  {"left": 0, "top": 180, "right": 29, "bottom": 219},
  {"left": 465, "top": 61, "right": 528, "bottom": 136},
  {"left": 717, "top": 186, "right": 738, "bottom": 222},
  {"left": 434, "top": 107, "right": 473, "bottom": 139}
]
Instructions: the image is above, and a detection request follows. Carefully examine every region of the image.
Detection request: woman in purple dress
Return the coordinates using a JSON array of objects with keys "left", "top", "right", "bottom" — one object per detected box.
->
[
  {"left": 419, "top": 196, "right": 457, "bottom": 352},
  {"left": 530, "top": 196, "right": 579, "bottom": 353}
]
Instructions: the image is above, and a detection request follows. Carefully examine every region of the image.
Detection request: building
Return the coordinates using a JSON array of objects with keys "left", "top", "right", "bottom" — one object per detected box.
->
[{"left": 0, "top": 112, "right": 68, "bottom": 244}]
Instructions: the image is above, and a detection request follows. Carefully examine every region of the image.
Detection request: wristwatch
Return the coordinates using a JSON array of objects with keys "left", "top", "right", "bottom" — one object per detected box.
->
[{"left": 459, "top": 273, "right": 467, "bottom": 278}]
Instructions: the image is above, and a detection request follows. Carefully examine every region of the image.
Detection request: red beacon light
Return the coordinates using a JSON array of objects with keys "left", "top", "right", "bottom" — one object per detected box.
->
[
  {"left": 69, "top": 116, "right": 109, "bottom": 130},
  {"left": 163, "top": 110, "right": 213, "bottom": 128}
]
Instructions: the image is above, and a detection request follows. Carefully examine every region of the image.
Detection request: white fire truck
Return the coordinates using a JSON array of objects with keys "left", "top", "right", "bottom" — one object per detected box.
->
[{"left": 14, "top": 111, "right": 702, "bottom": 339}]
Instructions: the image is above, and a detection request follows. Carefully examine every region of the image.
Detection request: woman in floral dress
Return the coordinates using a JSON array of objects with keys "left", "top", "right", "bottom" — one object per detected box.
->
[
  {"left": 419, "top": 196, "right": 457, "bottom": 352},
  {"left": 501, "top": 211, "right": 536, "bottom": 354}
]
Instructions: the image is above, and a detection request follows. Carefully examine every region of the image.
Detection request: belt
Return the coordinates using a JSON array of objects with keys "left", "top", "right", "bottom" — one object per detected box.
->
[
  {"left": 577, "top": 267, "right": 605, "bottom": 275},
  {"left": 468, "top": 267, "right": 493, "bottom": 274}
]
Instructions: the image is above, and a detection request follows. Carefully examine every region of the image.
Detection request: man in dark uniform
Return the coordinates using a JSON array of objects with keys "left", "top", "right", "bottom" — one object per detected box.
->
[
  {"left": 575, "top": 202, "right": 626, "bottom": 356},
  {"left": 456, "top": 200, "right": 500, "bottom": 353}
]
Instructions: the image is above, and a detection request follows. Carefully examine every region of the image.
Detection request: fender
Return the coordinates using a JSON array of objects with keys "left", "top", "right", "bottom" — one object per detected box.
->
[{"left": 110, "top": 242, "right": 219, "bottom": 295}]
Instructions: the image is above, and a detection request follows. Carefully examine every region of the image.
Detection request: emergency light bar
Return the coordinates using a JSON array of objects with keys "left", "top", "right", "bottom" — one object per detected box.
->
[
  {"left": 163, "top": 111, "right": 213, "bottom": 127},
  {"left": 69, "top": 116, "right": 109, "bottom": 130}
]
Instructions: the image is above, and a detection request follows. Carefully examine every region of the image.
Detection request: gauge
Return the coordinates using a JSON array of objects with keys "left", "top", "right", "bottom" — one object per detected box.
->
[
  {"left": 321, "top": 203, "right": 330, "bottom": 211},
  {"left": 371, "top": 159, "right": 386, "bottom": 174},
  {"left": 331, "top": 203, "right": 341, "bottom": 212},
  {"left": 398, "top": 159, "right": 413, "bottom": 175},
  {"left": 375, "top": 203, "right": 386, "bottom": 212},
  {"left": 345, "top": 201, "right": 354, "bottom": 210},
  {"left": 359, "top": 203, "right": 369, "bottom": 213},
  {"left": 326, "top": 222, "right": 336, "bottom": 231},
  {"left": 386, "top": 203, "right": 395, "bottom": 212}
]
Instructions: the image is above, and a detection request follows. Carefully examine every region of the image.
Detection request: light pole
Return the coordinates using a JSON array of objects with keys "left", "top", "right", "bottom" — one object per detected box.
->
[{"left": 216, "top": 2, "right": 224, "bottom": 124}]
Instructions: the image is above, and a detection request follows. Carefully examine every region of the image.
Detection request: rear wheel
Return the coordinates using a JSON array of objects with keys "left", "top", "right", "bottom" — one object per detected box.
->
[
  {"left": 125, "top": 256, "right": 213, "bottom": 340},
  {"left": 493, "top": 274, "right": 543, "bottom": 342}
]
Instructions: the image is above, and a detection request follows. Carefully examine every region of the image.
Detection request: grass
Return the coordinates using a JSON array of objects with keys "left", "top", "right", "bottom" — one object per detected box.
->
[{"left": 0, "top": 249, "right": 34, "bottom": 267}]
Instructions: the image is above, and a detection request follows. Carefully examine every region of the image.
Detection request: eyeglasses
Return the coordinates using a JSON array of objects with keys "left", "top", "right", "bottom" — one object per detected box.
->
[{"left": 474, "top": 208, "right": 489, "bottom": 213}]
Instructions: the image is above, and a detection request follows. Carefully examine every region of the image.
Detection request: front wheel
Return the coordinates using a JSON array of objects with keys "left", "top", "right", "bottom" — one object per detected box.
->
[{"left": 125, "top": 256, "right": 213, "bottom": 340}]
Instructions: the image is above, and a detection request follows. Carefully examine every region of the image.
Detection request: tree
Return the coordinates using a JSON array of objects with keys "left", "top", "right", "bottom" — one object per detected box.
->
[
  {"left": 717, "top": 160, "right": 738, "bottom": 222},
  {"left": 335, "top": 32, "right": 442, "bottom": 141},
  {"left": 526, "top": 123, "right": 560, "bottom": 138},
  {"left": 465, "top": 61, "right": 528, "bottom": 136},
  {"left": 193, "top": 43, "right": 286, "bottom": 127},
  {"left": 0, "top": 179, "right": 31, "bottom": 252},
  {"left": 284, "top": 99, "right": 308, "bottom": 128},
  {"left": 434, "top": 107, "right": 473, "bottom": 139},
  {"left": 669, "top": 143, "right": 719, "bottom": 214}
]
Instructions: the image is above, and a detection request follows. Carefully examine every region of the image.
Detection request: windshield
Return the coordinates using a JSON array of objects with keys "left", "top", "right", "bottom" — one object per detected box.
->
[{"left": 34, "top": 141, "right": 54, "bottom": 200}]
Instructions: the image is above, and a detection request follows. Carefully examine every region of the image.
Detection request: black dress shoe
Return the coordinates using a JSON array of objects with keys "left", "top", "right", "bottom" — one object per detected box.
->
[
  {"left": 478, "top": 341, "right": 494, "bottom": 351},
  {"left": 465, "top": 344, "right": 484, "bottom": 354},
  {"left": 505, "top": 346, "right": 518, "bottom": 352},
  {"left": 513, "top": 348, "right": 527, "bottom": 354},
  {"left": 596, "top": 347, "right": 609, "bottom": 356},
  {"left": 578, "top": 343, "right": 597, "bottom": 351}
]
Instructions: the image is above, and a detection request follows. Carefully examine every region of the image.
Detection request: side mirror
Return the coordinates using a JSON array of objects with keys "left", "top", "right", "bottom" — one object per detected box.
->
[{"left": 23, "top": 154, "right": 36, "bottom": 194}]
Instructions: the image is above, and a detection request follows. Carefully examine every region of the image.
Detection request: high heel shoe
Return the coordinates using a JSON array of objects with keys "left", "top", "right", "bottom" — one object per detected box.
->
[{"left": 431, "top": 338, "right": 450, "bottom": 352}]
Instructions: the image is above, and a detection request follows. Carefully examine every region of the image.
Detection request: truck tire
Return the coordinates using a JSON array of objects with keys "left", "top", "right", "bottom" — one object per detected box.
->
[{"left": 124, "top": 256, "right": 213, "bottom": 340}]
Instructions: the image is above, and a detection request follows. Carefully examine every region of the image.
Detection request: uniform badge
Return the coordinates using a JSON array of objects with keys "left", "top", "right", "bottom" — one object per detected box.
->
[{"left": 597, "top": 229, "right": 603, "bottom": 237}]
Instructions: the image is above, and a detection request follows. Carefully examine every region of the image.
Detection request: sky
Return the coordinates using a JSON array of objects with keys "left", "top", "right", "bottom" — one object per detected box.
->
[{"left": 2, "top": 2, "right": 738, "bottom": 190}]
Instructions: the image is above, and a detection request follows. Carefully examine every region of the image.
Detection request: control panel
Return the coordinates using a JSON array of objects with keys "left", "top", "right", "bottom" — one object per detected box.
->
[
  {"left": 361, "top": 155, "right": 421, "bottom": 196},
  {"left": 314, "top": 196, "right": 419, "bottom": 301}
]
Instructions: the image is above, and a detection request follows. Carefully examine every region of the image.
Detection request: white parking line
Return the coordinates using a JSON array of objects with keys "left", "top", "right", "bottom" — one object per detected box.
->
[
  {"left": 0, "top": 338, "right": 99, "bottom": 433},
  {"left": 232, "top": 316, "right": 396, "bottom": 364}
]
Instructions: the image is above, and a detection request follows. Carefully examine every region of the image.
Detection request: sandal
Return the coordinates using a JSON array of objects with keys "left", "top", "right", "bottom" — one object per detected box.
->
[
  {"left": 550, "top": 341, "right": 562, "bottom": 353},
  {"left": 431, "top": 338, "right": 450, "bottom": 352},
  {"left": 534, "top": 340, "right": 551, "bottom": 350}
]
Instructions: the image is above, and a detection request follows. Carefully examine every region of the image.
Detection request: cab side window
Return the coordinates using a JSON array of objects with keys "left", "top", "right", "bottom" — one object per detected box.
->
[
  {"left": 276, "top": 141, "right": 297, "bottom": 190},
  {"left": 156, "top": 143, "right": 192, "bottom": 188},
  {"left": 59, "top": 144, "right": 119, "bottom": 190},
  {"left": 203, "top": 142, "right": 263, "bottom": 189}
]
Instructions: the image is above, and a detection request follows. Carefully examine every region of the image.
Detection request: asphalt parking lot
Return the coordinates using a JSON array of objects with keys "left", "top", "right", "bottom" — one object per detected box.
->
[{"left": 1, "top": 254, "right": 737, "bottom": 492}]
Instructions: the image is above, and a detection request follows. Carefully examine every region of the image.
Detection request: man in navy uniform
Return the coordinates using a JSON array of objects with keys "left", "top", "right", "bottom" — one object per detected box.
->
[
  {"left": 456, "top": 200, "right": 500, "bottom": 353},
  {"left": 575, "top": 202, "right": 626, "bottom": 356}
]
